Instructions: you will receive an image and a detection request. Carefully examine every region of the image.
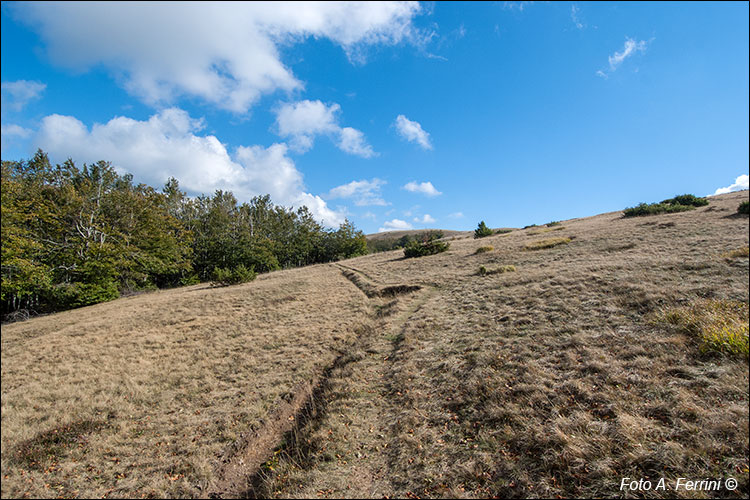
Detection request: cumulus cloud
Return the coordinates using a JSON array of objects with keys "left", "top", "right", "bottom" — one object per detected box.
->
[
  {"left": 378, "top": 218, "right": 413, "bottom": 232},
  {"left": 12, "top": 2, "right": 423, "bottom": 113},
  {"left": 597, "top": 37, "right": 649, "bottom": 78},
  {"left": 394, "top": 114, "right": 432, "bottom": 150},
  {"left": 275, "top": 100, "right": 375, "bottom": 157},
  {"left": 33, "top": 108, "right": 344, "bottom": 226},
  {"left": 712, "top": 174, "right": 749, "bottom": 196},
  {"left": 413, "top": 214, "right": 436, "bottom": 224},
  {"left": 1, "top": 80, "right": 46, "bottom": 112},
  {"left": 403, "top": 180, "right": 441, "bottom": 196},
  {"left": 327, "top": 178, "right": 387, "bottom": 206},
  {"left": 1, "top": 123, "right": 33, "bottom": 152}
]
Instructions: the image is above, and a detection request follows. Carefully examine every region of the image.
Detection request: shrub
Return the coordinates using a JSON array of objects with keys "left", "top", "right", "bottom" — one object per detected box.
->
[
  {"left": 654, "top": 300, "right": 748, "bottom": 358},
  {"left": 546, "top": 221, "right": 561, "bottom": 227},
  {"left": 523, "top": 224, "right": 538, "bottom": 229},
  {"left": 623, "top": 193, "right": 709, "bottom": 217},
  {"left": 475, "top": 246, "right": 493, "bottom": 254},
  {"left": 662, "top": 194, "right": 709, "bottom": 207},
  {"left": 477, "top": 264, "right": 516, "bottom": 276},
  {"left": 524, "top": 237, "right": 571, "bottom": 251},
  {"left": 474, "top": 221, "right": 493, "bottom": 239},
  {"left": 212, "top": 264, "right": 256, "bottom": 286},
  {"left": 739, "top": 201, "right": 749, "bottom": 215},
  {"left": 403, "top": 239, "right": 450, "bottom": 258},
  {"left": 495, "top": 228, "right": 512, "bottom": 234}
]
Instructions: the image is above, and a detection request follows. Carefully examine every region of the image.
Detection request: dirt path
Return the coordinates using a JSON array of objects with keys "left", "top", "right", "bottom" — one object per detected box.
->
[{"left": 206, "top": 265, "right": 435, "bottom": 498}]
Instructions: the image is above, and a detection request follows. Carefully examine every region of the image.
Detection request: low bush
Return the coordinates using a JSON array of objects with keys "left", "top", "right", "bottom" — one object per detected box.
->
[
  {"left": 654, "top": 299, "right": 749, "bottom": 358},
  {"left": 474, "top": 221, "right": 493, "bottom": 239},
  {"left": 212, "top": 264, "right": 257, "bottom": 286},
  {"left": 477, "top": 264, "right": 516, "bottom": 276},
  {"left": 623, "top": 193, "right": 709, "bottom": 217},
  {"left": 475, "top": 246, "right": 493, "bottom": 254},
  {"left": 495, "top": 228, "right": 512, "bottom": 234},
  {"left": 738, "top": 201, "right": 749, "bottom": 215},
  {"left": 403, "top": 239, "right": 450, "bottom": 258},
  {"left": 523, "top": 237, "right": 571, "bottom": 251},
  {"left": 546, "top": 221, "right": 562, "bottom": 227}
]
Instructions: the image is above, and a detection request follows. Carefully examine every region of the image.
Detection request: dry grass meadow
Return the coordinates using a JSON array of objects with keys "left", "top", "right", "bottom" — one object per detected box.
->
[{"left": 2, "top": 190, "right": 748, "bottom": 499}]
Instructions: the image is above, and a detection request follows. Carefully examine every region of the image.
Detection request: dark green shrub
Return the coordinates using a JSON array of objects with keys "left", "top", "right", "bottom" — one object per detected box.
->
[
  {"left": 523, "top": 224, "right": 538, "bottom": 229},
  {"left": 474, "top": 221, "right": 493, "bottom": 239},
  {"left": 624, "top": 193, "right": 709, "bottom": 217},
  {"left": 212, "top": 264, "right": 256, "bottom": 286},
  {"left": 403, "top": 239, "right": 450, "bottom": 258},
  {"left": 495, "top": 228, "right": 512, "bottom": 234},
  {"left": 662, "top": 194, "right": 709, "bottom": 207},
  {"left": 739, "top": 201, "right": 749, "bottom": 215},
  {"left": 546, "top": 221, "right": 561, "bottom": 227}
]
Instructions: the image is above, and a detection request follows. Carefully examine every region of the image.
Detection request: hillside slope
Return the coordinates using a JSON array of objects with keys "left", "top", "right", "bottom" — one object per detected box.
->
[{"left": 2, "top": 191, "right": 748, "bottom": 499}]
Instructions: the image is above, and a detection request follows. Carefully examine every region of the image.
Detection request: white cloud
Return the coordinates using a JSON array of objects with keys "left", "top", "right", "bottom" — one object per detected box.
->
[
  {"left": 33, "top": 108, "right": 344, "bottom": 226},
  {"left": 338, "top": 127, "right": 376, "bottom": 158},
  {"left": 403, "top": 180, "right": 442, "bottom": 197},
  {"left": 394, "top": 114, "right": 432, "bottom": 150},
  {"left": 1, "top": 123, "right": 33, "bottom": 152},
  {"left": 327, "top": 178, "right": 387, "bottom": 206},
  {"left": 413, "top": 214, "right": 436, "bottom": 224},
  {"left": 12, "top": 2, "right": 423, "bottom": 113},
  {"left": 378, "top": 218, "right": 413, "bottom": 232},
  {"left": 274, "top": 100, "right": 375, "bottom": 157},
  {"left": 448, "top": 211, "right": 464, "bottom": 219},
  {"left": 597, "top": 37, "right": 649, "bottom": 78},
  {"left": 571, "top": 5, "right": 584, "bottom": 30},
  {"left": 1, "top": 80, "right": 46, "bottom": 112},
  {"left": 712, "top": 174, "right": 749, "bottom": 196}
]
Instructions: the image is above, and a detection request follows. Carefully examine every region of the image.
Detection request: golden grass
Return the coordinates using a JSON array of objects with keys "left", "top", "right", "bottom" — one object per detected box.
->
[
  {"left": 527, "top": 225, "right": 566, "bottom": 235},
  {"left": 523, "top": 236, "right": 572, "bottom": 250},
  {"left": 2, "top": 190, "right": 749, "bottom": 499},
  {"left": 474, "top": 246, "right": 493, "bottom": 254},
  {"left": 477, "top": 264, "right": 516, "bottom": 276},
  {"left": 654, "top": 299, "right": 749, "bottom": 358},
  {"left": 722, "top": 246, "right": 750, "bottom": 259},
  {"left": 1, "top": 265, "right": 370, "bottom": 498}
]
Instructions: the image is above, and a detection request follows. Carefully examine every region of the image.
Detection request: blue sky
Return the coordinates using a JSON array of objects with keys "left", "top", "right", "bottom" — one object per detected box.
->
[{"left": 2, "top": 1, "right": 748, "bottom": 233}]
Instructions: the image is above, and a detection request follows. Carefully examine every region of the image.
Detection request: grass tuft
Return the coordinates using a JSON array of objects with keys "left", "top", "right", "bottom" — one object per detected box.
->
[
  {"left": 475, "top": 246, "right": 493, "bottom": 254},
  {"left": 721, "top": 246, "right": 749, "bottom": 259},
  {"left": 654, "top": 299, "right": 749, "bottom": 358},
  {"left": 477, "top": 265, "right": 516, "bottom": 276},
  {"left": 524, "top": 237, "right": 571, "bottom": 251}
]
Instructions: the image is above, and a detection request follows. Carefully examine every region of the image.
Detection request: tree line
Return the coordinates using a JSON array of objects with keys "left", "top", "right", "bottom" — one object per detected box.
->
[{"left": 1, "top": 150, "right": 368, "bottom": 319}]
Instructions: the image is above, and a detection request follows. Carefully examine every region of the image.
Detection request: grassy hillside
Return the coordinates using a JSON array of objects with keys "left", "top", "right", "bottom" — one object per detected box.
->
[{"left": 2, "top": 190, "right": 748, "bottom": 499}]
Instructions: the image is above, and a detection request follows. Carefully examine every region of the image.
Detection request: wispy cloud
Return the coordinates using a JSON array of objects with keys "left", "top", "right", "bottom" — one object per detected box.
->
[
  {"left": 413, "top": 214, "right": 436, "bottom": 224},
  {"left": 597, "top": 37, "right": 649, "bottom": 78},
  {"left": 394, "top": 115, "right": 433, "bottom": 150},
  {"left": 503, "top": 1, "right": 534, "bottom": 11},
  {"left": 378, "top": 218, "right": 413, "bottom": 232},
  {"left": 712, "top": 174, "right": 749, "bottom": 196},
  {"left": 448, "top": 211, "right": 464, "bottom": 219},
  {"left": 1, "top": 80, "right": 46, "bottom": 112},
  {"left": 403, "top": 180, "right": 442, "bottom": 197},
  {"left": 327, "top": 178, "right": 387, "bottom": 206},
  {"left": 571, "top": 5, "right": 584, "bottom": 30}
]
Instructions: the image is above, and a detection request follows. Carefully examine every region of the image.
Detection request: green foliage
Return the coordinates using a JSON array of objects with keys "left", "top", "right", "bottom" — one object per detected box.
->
[
  {"left": 495, "top": 229, "right": 512, "bottom": 234},
  {"left": 738, "top": 201, "right": 749, "bottom": 215},
  {"left": 546, "top": 221, "right": 561, "bottom": 227},
  {"left": 523, "top": 224, "right": 538, "bottom": 229},
  {"left": 368, "top": 230, "right": 444, "bottom": 253},
  {"left": 212, "top": 264, "right": 257, "bottom": 287},
  {"left": 661, "top": 194, "right": 709, "bottom": 207},
  {"left": 474, "top": 221, "right": 493, "bottom": 239},
  {"left": 2, "top": 150, "right": 370, "bottom": 319},
  {"left": 623, "top": 194, "right": 709, "bottom": 217},
  {"left": 403, "top": 239, "right": 450, "bottom": 258}
]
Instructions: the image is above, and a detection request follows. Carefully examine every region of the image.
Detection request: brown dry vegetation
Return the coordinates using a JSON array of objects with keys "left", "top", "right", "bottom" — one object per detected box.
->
[{"left": 2, "top": 190, "right": 748, "bottom": 499}]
